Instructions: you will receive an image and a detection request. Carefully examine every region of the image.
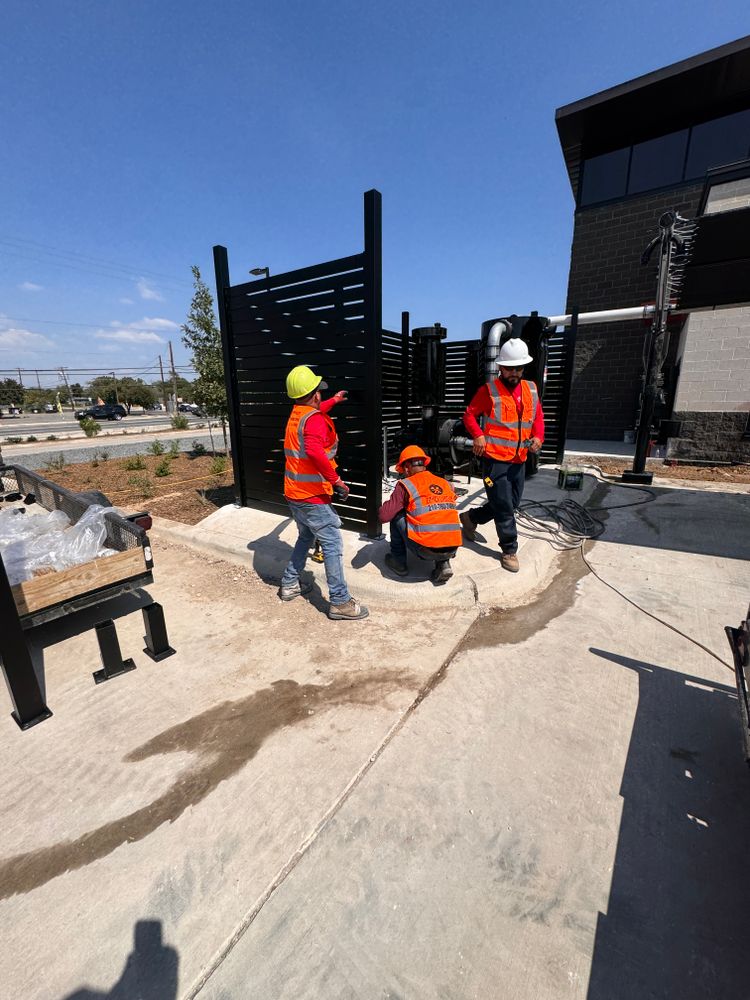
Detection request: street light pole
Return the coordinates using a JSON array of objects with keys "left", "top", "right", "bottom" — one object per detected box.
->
[{"left": 111, "top": 371, "right": 120, "bottom": 404}]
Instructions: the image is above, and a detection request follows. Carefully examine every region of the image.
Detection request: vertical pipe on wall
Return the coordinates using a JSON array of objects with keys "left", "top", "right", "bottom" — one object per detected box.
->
[
  {"left": 213, "top": 245, "right": 246, "bottom": 507},
  {"left": 363, "top": 190, "right": 383, "bottom": 538}
]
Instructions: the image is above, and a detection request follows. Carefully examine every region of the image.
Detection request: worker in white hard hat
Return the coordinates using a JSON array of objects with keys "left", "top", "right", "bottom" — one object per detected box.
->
[
  {"left": 279, "top": 365, "right": 369, "bottom": 620},
  {"left": 460, "top": 338, "right": 544, "bottom": 572}
]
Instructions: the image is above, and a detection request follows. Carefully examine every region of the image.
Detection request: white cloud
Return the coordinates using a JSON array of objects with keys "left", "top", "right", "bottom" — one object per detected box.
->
[
  {"left": 0, "top": 326, "right": 55, "bottom": 351},
  {"left": 119, "top": 297, "right": 134, "bottom": 305},
  {"left": 19, "top": 281, "right": 43, "bottom": 291},
  {"left": 110, "top": 316, "right": 179, "bottom": 332},
  {"left": 95, "top": 328, "right": 164, "bottom": 344},
  {"left": 137, "top": 279, "right": 163, "bottom": 301}
]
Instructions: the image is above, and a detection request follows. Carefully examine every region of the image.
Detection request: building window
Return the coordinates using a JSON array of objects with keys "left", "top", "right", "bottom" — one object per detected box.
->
[
  {"left": 704, "top": 175, "right": 750, "bottom": 214},
  {"left": 628, "top": 129, "right": 689, "bottom": 194},
  {"left": 579, "top": 147, "right": 630, "bottom": 206},
  {"left": 685, "top": 109, "right": 750, "bottom": 179}
]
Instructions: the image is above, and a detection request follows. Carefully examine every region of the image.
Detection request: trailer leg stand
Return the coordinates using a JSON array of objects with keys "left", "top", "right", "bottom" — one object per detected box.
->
[
  {"left": 141, "top": 602, "right": 176, "bottom": 662},
  {"left": 1, "top": 553, "right": 53, "bottom": 730},
  {"left": 92, "top": 619, "right": 136, "bottom": 684}
]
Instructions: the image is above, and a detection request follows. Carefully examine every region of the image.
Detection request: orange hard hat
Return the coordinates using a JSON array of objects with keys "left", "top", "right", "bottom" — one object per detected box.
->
[{"left": 395, "top": 445, "right": 431, "bottom": 474}]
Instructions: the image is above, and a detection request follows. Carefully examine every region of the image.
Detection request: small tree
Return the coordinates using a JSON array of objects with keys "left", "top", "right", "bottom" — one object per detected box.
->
[
  {"left": 182, "top": 265, "right": 228, "bottom": 454},
  {"left": 0, "top": 378, "right": 25, "bottom": 408}
]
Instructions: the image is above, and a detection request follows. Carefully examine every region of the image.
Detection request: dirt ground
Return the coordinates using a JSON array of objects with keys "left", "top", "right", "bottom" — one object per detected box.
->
[
  {"left": 573, "top": 455, "right": 750, "bottom": 484},
  {"left": 39, "top": 450, "right": 235, "bottom": 524}
]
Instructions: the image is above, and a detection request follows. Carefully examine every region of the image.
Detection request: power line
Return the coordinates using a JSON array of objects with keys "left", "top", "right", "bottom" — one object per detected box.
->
[{"left": 0, "top": 234, "right": 192, "bottom": 288}]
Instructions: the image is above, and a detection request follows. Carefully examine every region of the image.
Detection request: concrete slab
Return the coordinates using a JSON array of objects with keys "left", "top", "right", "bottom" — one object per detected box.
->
[
  {"left": 192, "top": 484, "right": 750, "bottom": 1000},
  {"left": 0, "top": 541, "right": 478, "bottom": 999},
  {"left": 150, "top": 467, "right": 593, "bottom": 611},
  {"left": 3, "top": 476, "right": 749, "bottom": 999}
]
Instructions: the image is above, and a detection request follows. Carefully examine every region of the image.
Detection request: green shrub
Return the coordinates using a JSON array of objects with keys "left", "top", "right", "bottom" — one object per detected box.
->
[
  {"left": 191, "top": 440, "right": 207, "bottom": 456},
  {"left": 210, "top": 455, "right": 228, "bottom": 475},
  {"left": 154, "top": 457, "right": 172, "bottom": 477},
  {"left": 45, "top": 434, "right": 58, "bottom": 441},
  {"left": 123, "top": 453, "right": 146, "bottom": 471},
  {"left": 168, "top": 439, "right": 180, "bottom": 459},
  {"left": 99, "top": 449, "right": 109, "bottom": 461},
  {"left": 44, "top": 454, "right": 66, "bottom": 473},
  {"left": 128, "top": 474, "right": 154, "bottom": 499},
  {"left": 26, "top": 435, "right": 38, "bottom": 442},
  {"left": 147, "top": 440, "right": 165, "bottom": 456},
  {"left": 4, "top": 436, "right": 23, "bottom": 444},
  {"left": 171, "top": 413, "right": 190, "bottom": 430},
  {"left": 79, "top": 417, "right": 101, "bottom": 438}
]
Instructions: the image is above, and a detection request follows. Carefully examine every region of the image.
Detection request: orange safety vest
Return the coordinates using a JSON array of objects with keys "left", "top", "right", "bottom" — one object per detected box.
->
[
  {"left": 483, "top": 379, "right": 538, "bottom": 462},
  {"left": 401, "top": 471, "right": 462, "bottom": 549},
  {"left": 283, "top": 404, "right": 338, "bottom": 501}
]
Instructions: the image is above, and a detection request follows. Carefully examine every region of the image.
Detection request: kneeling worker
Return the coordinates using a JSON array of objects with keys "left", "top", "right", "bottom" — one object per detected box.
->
[
  {"left": 378, "top": 446, "right": 462, "bottom": 584},
  {"left": 279, "top": 365, "right": 368, "bottom": 621}
]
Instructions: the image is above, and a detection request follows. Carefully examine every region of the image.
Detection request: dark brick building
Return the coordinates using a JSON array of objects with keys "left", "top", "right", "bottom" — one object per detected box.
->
[{"left": 556, "top": 36, "right": 750, "bottom": 460}]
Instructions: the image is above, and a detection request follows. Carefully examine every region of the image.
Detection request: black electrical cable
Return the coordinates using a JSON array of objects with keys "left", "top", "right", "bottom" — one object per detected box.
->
[{"left": 512, "top": 468, "right": 734, "bottom": 673}]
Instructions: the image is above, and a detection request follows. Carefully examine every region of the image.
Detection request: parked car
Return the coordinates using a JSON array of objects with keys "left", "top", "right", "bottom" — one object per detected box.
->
[
  {"left": 177, "top": 402, "right": 201, "bottom": 414},
  {"left": 44, "top": 403, "right": 55, "bottom": 413},
  {"left": 74, "top": 403, "right": 127, "bottom": 422}
]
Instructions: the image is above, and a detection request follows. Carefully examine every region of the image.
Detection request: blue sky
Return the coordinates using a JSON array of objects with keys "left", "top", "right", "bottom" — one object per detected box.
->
[{"left": 1, "top": 1, "right": 748, "bottom": 388}]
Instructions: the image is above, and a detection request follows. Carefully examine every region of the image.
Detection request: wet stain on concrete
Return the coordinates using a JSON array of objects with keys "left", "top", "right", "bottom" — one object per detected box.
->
[
  {"left": 0, "top": 670, "right": 416, "bottom": 900},
  {"left": 670, "top": 747, "right": 699, "bottom": 763},
  {"left": 457, "top": 482, "right": 612, "bottom": 652},
  {"left": 457, "top": 549, "right": 590, "bottom": 651}
]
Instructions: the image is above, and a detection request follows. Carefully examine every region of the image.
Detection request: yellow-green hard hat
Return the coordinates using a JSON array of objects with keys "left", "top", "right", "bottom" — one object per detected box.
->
[{"left": 286, "top": 365, "right": 328, "bottom": 399}]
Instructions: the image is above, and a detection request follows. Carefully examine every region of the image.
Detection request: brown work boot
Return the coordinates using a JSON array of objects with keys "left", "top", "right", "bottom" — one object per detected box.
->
[
  {"left": 328, "top": 598, "right": 370, "bottom": 621},
  {"left": 460, "top": 511, "right": 477, "bottom": 540},
  {"left": 501, "top": 553, "right": 520, "bottom": 573}
]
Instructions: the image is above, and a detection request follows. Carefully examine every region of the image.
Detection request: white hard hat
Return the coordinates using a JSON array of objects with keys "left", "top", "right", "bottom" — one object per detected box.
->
[{"left": 498, "top": 338, "right": 533, "bottom": 366}]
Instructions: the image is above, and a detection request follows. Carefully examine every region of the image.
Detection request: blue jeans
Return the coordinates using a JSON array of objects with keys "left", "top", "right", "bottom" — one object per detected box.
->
[
  {"left": 390, "top": 512, "right": 456, "bottom": 564},
  {"left": 282, "top": 501, "right": 350, "bottom": 605},
  {"left": 468, "top": 459, "right": 525, "bottom": 553}
]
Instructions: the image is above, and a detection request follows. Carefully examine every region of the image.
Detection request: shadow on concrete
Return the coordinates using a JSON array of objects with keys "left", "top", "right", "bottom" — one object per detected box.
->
[
  {"left": 25, "top": 589, "right": 153, "bottom": 702},
  {"left": 61, "top": 919, "right": 178, "bottom": 999},
  {"left": 584, "top": 477, "right": 750, "bottom": 561},
  {"left": 586, "top": 647, "right": 750, "bottom": 1000}
]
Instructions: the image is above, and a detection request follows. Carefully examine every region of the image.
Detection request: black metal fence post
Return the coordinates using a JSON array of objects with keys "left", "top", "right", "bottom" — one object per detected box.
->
[
  {"left": 363, "top": 189, "right": 383, "bottom": 538},
  {"left": 0, "top": 553, "right": 53, "bottom": 730},
  {"left": 400, "top": 310, "right": 410, "bottom": 430},
  {"left": 214, "top": 245, "right": 246, "bottom": 507}
]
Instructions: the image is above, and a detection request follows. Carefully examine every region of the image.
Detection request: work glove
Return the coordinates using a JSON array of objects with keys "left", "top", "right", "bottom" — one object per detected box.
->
[{"left": 332, "top": 479, "right": 350, "bottom": 501}]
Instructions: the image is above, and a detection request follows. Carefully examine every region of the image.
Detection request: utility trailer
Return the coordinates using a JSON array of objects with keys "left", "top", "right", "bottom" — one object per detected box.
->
[{"left": 1, "top": 464, "right": 154, "bottom": 628}]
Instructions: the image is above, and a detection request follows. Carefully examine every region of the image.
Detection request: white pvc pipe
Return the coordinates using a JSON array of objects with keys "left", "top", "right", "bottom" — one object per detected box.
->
[{"left": 547, "top": 306, "right": 658, "bottom": 327}]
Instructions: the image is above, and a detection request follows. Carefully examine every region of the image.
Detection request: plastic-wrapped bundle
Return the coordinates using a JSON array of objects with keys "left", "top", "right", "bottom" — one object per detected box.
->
[{"left": 0, "top": 504, "right": 115, "bottom": 586}]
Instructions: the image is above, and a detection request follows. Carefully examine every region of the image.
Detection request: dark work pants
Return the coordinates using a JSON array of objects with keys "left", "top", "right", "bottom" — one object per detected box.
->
[
  {"left": 389, "top": 512, "right": 456, "bottom": 565},
  {"left": 468, "top": 459, "right": 525, "bottom": 553}
]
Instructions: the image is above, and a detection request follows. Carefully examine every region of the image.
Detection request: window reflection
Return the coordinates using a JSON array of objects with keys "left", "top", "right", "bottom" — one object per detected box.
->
[
  {"left": 685, "top": 110, "right": 750, "bottom": 179},
  {"left": 628, "top": 130, "right": 689, "bottom": 194},
  {"left": 580, "top": 147, "right": 630, "bottom": 206}
]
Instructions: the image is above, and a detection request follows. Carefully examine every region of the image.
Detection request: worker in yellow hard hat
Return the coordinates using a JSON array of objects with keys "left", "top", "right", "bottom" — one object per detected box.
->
[
  {"left": 377, "top": 445, "right": 462, "bottom": 585},
  {"left": 279, "top": 366, "right": 369, "bottom": 620}
]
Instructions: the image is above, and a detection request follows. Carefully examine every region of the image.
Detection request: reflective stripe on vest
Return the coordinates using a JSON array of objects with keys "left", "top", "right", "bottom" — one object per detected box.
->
[
  {"left": 484, "top": 379, "right": 538, "bottom": 462},
  {"left": 284, "top": 405, "right": 338, "bottom": 500},
  {"left": 401, "top": 473, "right": 463, "bottom": 549}
]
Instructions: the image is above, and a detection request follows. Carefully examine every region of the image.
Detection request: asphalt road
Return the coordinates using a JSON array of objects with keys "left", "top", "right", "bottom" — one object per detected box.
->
[{"left": 0, "top": 410, "right": 204, "bottom": 439}]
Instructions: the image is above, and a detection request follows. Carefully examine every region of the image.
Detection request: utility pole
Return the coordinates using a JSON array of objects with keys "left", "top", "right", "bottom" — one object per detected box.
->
[
  {"left": 168, "top": 341, "right": 178, "bottom": 414},
  {"left": 158, "top": 355, "right": 169, "bottom": 411},
  {"left": 35, "top": 370, "right": 41, "bottom": 390},
  {"left": 111, "top": 371, "right": 120, "bottom": 404},
  {"left": 58, "top": 367, "right": 75, "bottom": 412},
  {"left": 17, "top": 368, "right": 24, "bottom": 390}
]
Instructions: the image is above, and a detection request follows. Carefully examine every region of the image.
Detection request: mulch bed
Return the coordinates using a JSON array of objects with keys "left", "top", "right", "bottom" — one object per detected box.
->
[
  {"left": 572, "top": 455, "right": 750, "bottom": 485},
  {"left": 37, "top": 450, "right": 236, "bottom": 525}
]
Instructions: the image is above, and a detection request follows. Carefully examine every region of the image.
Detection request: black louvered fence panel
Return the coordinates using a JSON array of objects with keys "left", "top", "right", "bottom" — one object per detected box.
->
[
  {"left": 215, "top": 191, "right": 382, "bottom": 536},
  {"left": 539, "top": 326, "right": 574, "bottom": 465}
]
